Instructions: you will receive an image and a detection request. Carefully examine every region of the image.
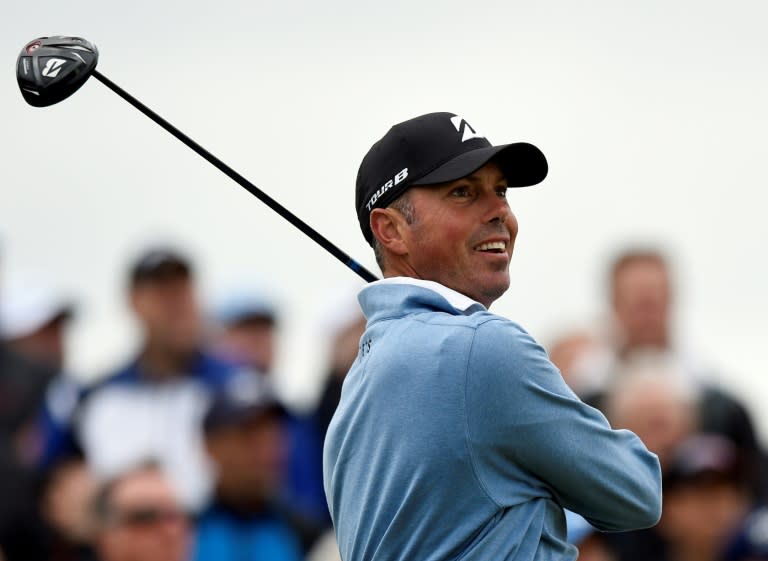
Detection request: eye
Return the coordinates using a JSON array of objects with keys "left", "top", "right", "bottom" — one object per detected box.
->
[
  {"left": 450, "top": 185, "right": 471, "bottom": 197},
  {"left": 496, "top": 186, "right": 509, "bottom": 198}
]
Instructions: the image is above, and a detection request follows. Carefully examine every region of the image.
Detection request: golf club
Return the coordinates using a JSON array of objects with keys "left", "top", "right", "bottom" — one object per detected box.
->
[{"left": 17, "top": 35, "right": 379, "bottom": 283}]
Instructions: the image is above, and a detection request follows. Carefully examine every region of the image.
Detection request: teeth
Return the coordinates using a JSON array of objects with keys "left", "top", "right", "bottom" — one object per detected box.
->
[{"left": 475, "top": 241, "right": 506, "bottom": 251}]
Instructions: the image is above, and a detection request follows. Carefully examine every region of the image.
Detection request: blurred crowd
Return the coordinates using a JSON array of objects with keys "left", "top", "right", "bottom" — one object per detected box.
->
[
  {"left": 0, "top": 245, "right": 355, "bottom": 561},
  {"left": 0, "top": 243, "right": 765, "bottom": 561},
  {"left": 553, "top": 249, "right": 768, "bottom": 561}
]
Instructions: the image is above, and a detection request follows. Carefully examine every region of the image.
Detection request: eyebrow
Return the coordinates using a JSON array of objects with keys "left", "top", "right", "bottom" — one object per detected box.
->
[{"left": 459, "top": 172, "right": 507, "bottom": 185}]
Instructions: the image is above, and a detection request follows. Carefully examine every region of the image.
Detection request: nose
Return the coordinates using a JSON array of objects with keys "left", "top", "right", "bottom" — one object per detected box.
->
[
  {"left": 490, "top": 206, "right": 507, "bottom": 225},
  {"left": 484, "top": 192, "right": 509, "bottom": 225},
  {"left": 482, "top": 191, "right": 518, "bottom": 240},
  {"left": 160, "top": 513, "right": 189, "bottom": 539}
]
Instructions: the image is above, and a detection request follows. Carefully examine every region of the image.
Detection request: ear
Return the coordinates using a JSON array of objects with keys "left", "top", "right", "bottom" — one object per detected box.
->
[
  {"left": 129, "top": 286, "right": 146, "bottom": 316},
  {"left": 370, "top": 208, "right": 408, "bottom": 256}
]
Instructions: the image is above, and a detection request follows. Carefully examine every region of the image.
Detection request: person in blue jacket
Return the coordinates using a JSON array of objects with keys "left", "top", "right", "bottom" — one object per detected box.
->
[
  {"left": 193, "top": 373, "right": 316, "bottom": 561},
  {"left": 323, "top": 112, "right": 662, "bottom": 561}
]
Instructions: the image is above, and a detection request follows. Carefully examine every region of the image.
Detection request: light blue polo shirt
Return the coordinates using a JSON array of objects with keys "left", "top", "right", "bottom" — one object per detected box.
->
[{"left": 324, "top": 278, "right": 661, "bottom": 561}]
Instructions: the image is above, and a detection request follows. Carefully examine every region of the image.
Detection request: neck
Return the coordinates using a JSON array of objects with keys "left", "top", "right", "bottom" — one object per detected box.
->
[
  {"left": 617, "top": 321, "right": 670, "bottom": 353},
  {"left": 139, "top": 343, "right": 193, "bottom": 379}
]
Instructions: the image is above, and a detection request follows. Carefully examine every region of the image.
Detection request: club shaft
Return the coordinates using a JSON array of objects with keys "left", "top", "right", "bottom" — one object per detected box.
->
[{"left": 91, "top": 69, "right": 378, "bottom": 283}]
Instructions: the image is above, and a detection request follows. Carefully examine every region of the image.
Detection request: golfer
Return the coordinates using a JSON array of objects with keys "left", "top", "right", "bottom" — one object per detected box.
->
[{"left": 323, "top": 112, "right": 661, "bottom": 561}]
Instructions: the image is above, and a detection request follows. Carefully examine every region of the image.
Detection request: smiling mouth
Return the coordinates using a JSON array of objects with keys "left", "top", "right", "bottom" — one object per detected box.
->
[{"left": 474, "top": 241, "right": 507, "bottom": 254}]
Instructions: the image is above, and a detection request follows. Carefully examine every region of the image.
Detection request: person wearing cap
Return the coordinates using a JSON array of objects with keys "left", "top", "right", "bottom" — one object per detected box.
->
[
  {"left": 323, "top": 112, "right": 662, "bottom": 561},
  {"left": 0, "top": 276, "right": 71, "bottom": 560},
  {"left": 211, "top": 286, "right": 278, "bottom": 375},
  {"left": 61, "top": 246, "right": 250, "bottom": 513},
  {"left": 211, "top": 285, "right": 331, "bottom": 527},
  {"left": 0, "top": 278, "right": 86, "bottom": 473},
  {"left": 193, "top": 372, "right": 318, "bottom": 561},
  {"left": 0, "top": 279, "right": 71, "bottom": 462},
  {"left": 659, "top": 435, "right": 752, "bottom": 561},
  {"left": 604, "top": 434, "right": 753, "bottom": 561},
  {"left": 0, "top": 281, "right": 74, "bottom": 373}
]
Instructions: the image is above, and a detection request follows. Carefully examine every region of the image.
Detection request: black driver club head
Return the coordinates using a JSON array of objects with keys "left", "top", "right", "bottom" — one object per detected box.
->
[{"left": 17, "top": 36, "right": 98, "bottom": 107}]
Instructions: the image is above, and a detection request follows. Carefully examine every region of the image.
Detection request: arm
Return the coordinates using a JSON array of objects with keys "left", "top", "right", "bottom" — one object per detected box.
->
[{"left": 465, "top": 319, "right": 661, "bottom": 531}]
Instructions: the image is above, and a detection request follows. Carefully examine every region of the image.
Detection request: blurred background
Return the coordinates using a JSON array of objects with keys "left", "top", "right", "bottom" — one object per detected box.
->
[
  {"left": 2, "top": 0, "right": 766, "bottom": 416},
  {"left": 2, "top": 1, "right": 768, "bottom": 561}
]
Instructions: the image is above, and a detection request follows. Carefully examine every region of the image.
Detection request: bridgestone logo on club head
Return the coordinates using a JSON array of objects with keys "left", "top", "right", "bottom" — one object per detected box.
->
[{"left": 42, "top": 58, "right": 66, "bottom": 78}]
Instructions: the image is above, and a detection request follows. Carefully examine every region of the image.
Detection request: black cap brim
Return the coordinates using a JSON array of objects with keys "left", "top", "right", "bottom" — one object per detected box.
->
[{"left": 412, "top": 142, "right": 548, "bottom": 187}]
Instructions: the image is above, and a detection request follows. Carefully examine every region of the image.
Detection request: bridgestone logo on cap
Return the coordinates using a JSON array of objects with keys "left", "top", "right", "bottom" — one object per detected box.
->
[{"left": 366, "top": 168, "right": 409, "bottom": 211}]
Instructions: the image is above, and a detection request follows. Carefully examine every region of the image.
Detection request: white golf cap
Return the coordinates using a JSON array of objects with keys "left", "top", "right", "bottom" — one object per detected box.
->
[{"left": 0, "top": 280, "right": 74, "bottom": 340}]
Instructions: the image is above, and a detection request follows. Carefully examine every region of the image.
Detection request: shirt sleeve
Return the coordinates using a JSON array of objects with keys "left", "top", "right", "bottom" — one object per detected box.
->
[{"left": 464, "top": 319, "right": 662, "bottom": 532}]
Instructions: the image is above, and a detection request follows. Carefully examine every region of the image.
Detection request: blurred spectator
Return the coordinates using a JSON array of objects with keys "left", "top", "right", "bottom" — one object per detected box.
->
[
  {"left": 194, "top": 373, "right": 317, "bottom": 561},
  {"left": 210, "top": 283, "right": 329, "bottom": 526},
  {"left": 0, "top": 280, "right": 74, "bottom": 372},
  {"left": 610, "top": 249, "right": 672, "bottom": 352},
  {"left": 570, "top": 247, "right": 764, "bottom": 497},
  {"left": 0, "top": 276, "right": 75, "bottom": 561},
  {"left": 659, "top": 434, "right": 752, "bottom": 561},
  {"left": 39, "top": 453, "right": 98, "bottom": 561},
  {"left": 92, "top": 462, "right": 191, "bottom": 561},
  {"left": 603, "top": 360, "right": 698, "bottom": 469},
  {"left": 212, "top": 286, "right": 278, "bottom": 374},
  {"left": 571, "top": 248, "right": 702, "bottom": 393},
  {"left": 57, "top": 246, "right": 248, "bottom": 512},
  {"left": 605, "top": 434, "right": 752, "bottom": 561},
  {"left": 0, "top": 278, "right": 70, "bottom": 462},
  {"left": 0, "top": 277, "right": 87, "bottom": 471},
  {"left": 547, "top": 329, "right": 601, "bottom": 391}
]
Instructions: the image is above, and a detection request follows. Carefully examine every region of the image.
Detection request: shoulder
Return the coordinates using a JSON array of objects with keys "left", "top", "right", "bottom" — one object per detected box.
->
[
  {"left": 464, "top": 314, "right": 564, "bottom": 397},
  {"left": 468, "top": 313, "right": 544, "bottom": 359},
  {"left": 394, "top": 310, "right": 544, "bottom": 368},
  {"left": 79, "top": 359, "right": 141, "bottom": 399}
]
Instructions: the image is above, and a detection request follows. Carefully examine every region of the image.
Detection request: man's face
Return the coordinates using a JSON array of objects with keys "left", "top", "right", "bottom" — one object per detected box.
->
[
  {"left": 608, "top": 375, "right": 694, "bottom": 468},
  {"left": 8, "top": 315, "right": 69, "bottom": 371},
  {"left": 221, "top": 318, "right": 276, "bottom": 373},
  {"left": 130, "top": 274, "right": 202, "bottom": 354},
  {"left": 97, "top": 469, "right": 190, "bottom": 561},
  {"left": 205, "top": 412, "right": 288, "bottom": 506},
  {"left": 612, "top": 258, "right": 670, "bottom": 349},
  {"left": 660, "top": 477, "right": 749, "bottom": 549},
  {"left": 397, "top": 162, "right": 517, "bottom": 308},
  {"left": 42, "top": 459, "right": 96, "bottom": 543}
]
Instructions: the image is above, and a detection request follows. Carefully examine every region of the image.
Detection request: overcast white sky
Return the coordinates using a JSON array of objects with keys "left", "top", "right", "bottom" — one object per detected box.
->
[{"left": 2, "top": 1, "right": 767, "bottom": 430}]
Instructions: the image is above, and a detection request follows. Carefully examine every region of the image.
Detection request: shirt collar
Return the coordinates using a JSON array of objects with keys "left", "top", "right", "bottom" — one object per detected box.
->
[{"left": 370, "top": 277, "right": 482, "bottom": 313}]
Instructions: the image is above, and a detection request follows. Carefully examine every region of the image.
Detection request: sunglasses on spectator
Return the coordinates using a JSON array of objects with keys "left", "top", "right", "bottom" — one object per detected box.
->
[{"left": 110, "top": 506, "right": 187, "bottom": 529}]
